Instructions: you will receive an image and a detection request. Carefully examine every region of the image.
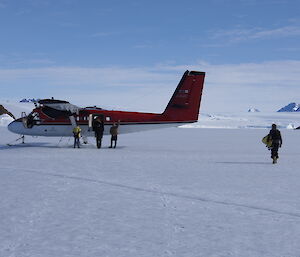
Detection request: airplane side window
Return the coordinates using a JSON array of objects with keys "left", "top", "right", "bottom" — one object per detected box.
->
[{"left": 32, "top": 112, "right": 39, "bottom": 120}]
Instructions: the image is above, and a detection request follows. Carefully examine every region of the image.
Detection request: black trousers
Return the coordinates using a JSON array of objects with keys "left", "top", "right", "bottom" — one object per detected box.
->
[
  {"left": 96, "top": 135, "right": 103, "bottom": 148},
  {"left": 95, "top": 131, "right": 103, "bottom": 148},
  {"left": 271, "top": 143, "right": 279, "bottom": 159},
  {"left": 74, "top": 137, "right": 80, "bottom": 148},
  {"left": 110, "top": 135, "right": 117, "bottom": 148}
]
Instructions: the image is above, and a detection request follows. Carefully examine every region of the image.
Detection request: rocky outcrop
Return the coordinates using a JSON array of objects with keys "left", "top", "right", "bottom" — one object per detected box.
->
[
  {"left": 0, "top": 105, "right": 16, "bottom": 119},
  {"left": 248, "top": 108, "right": 260, "bottom": 113},
  {"left": 277, "top": 103, "right": 300, "bottom": 112}
]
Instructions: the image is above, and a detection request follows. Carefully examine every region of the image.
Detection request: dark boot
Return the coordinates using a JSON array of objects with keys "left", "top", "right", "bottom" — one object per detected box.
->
[{"left": 97, "top": 140, "right": 101, "bottom": 148}]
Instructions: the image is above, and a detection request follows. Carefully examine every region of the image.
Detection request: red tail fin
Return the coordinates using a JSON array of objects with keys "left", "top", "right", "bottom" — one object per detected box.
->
[{"left": 162, "top": 70, "right": 205, "bottom": 122}]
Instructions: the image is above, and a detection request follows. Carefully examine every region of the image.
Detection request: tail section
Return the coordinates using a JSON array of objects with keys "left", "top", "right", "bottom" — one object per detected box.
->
[{"left": 162, "top": 70, "right": 205, "bottom": 122}]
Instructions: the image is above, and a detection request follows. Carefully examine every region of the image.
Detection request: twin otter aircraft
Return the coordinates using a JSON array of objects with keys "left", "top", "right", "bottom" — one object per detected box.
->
[{"left": 8, "top": 70, "right": 205, "bottom": 137}]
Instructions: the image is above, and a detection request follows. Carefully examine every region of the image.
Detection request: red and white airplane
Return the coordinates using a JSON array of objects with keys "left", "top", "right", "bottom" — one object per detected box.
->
[{"left": 8, "top": 70, "right": 205, "bottom": 137}]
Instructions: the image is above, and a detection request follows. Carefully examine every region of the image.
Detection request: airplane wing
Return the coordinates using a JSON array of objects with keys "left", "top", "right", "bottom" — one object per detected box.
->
[{"left": 38, "top": 99, "right": 81, "bottom": 114}]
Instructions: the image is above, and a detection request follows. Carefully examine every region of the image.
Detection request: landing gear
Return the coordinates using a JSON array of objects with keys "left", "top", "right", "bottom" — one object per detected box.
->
[{"left": 7, "top": 135, "right": 25, "bottom": 146}]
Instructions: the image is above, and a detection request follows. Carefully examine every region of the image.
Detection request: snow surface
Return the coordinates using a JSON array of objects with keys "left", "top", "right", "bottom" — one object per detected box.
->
[{"left": 1, "top": 126, "right": 300, "bottom": 257}]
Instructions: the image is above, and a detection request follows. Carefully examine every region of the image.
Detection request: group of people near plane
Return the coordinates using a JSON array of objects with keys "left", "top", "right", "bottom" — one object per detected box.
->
[
  {"left": 72, "top": 119, "right": 283, "bottom": 164},
  {"left": 72, "top": 117, "right": 120, "bottom": 149}
]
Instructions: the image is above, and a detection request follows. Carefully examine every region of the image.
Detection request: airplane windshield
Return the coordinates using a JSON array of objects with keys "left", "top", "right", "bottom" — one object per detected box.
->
[{"left": 42, "top": 106, "right": 72, "bottom": 118}]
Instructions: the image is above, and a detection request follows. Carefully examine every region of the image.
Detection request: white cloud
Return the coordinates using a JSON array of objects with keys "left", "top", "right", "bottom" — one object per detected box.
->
[
  {"left": 277, "top": 47, "right": 300, "bottom": 52},
  {"left": 0, "top": 60, "right": 299, "bottom": 112},
  {"left": 157, "top": 60, "right": 300, "bottom": 86},
  {"left": 158, "top": 61, "right": 300, "bottom": 112},
  {"left": 251, "top": 26, "right": 300, "bottom": 39},
  {"left": 212, "top": 25, "right": 300, "bottom": 43},
  {"left": 0, "top": 66, "right": 175, "bottom": 87}
]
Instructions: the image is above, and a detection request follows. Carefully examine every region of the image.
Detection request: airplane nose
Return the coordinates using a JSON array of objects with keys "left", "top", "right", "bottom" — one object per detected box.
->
[
  {"left": 8, "top": 120, "right": 20, "bottom": 134},
  {"left": 8, "top": 120, "right": 15, "bottom": 132}
]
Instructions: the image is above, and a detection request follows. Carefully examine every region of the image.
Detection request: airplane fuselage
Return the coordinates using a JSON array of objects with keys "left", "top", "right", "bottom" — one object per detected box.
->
[
  {"left": 8, "top": 109, "right": 194, "bottom": 137},
  {"left": 8, "top": 70, "right": 205, "bottom": 137}
]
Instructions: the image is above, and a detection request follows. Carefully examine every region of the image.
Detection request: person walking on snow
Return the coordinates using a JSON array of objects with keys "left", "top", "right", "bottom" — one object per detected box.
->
[
  {"left": 109, "top": 121, "right": 120, "bottom": 148},
  {"left": 73, "top": 125, "right": 81, "bottom": 148},
  {"left": 267, "top": 124, "right": 282, "bottom": 164}
]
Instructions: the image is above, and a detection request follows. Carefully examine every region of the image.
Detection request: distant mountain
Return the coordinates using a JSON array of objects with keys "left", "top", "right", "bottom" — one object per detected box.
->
[
  {"left": 20, "top": 98, "right": 39, "bottom": 103},
  {"left": 248, "top": 108, "right": 260, "bottom": 113},
  {"left": 277, "top": 103, "right": 300, "bottom": 112}
]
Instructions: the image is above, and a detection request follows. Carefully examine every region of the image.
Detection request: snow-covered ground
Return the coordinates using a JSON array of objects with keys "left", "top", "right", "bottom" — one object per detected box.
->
[
  {"left": 184, "top": 112, "right": 300, "bottom": 129},
  {"left": 1, "top": 125, "right": 300, "bottom": 257}
]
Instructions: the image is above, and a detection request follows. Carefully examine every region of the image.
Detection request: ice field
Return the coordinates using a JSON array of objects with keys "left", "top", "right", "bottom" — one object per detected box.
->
[{"left": 1, "top": 124, "right": 300, "bottom": 257}]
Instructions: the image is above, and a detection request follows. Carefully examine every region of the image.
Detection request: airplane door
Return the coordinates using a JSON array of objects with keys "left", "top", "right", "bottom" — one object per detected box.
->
[{"left": 88, "top": 114, "right": 93, "bottom": 129}]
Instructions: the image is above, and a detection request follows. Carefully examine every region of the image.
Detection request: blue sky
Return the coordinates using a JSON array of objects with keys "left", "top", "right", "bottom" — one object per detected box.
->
[{"left": 0, "top": 0, "right": 300, "bottom": 112}]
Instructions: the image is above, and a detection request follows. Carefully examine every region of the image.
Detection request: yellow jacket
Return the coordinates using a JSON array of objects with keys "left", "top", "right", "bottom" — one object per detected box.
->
[{"left": 73, "top": 126, "right": 81, "bottom": 137}]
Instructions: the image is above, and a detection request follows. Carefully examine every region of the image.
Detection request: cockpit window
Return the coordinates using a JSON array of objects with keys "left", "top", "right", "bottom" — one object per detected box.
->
[{"left": 42, "top": 106, "right": 71, "bottom": 118}]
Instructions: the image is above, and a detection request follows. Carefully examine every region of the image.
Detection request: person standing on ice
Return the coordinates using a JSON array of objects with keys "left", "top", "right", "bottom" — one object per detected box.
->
[
  {"left": 267, "top": 124, "right": 282, "bottom": 164},
  {"left": 109, "top": 121, "right": 120, "bottom": 148},
  {"left": 73, "top": 125, "right": 81, "bottom": 148},
  {"left": 93, "top": 117, "right": 104, "bottom": 148}
]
